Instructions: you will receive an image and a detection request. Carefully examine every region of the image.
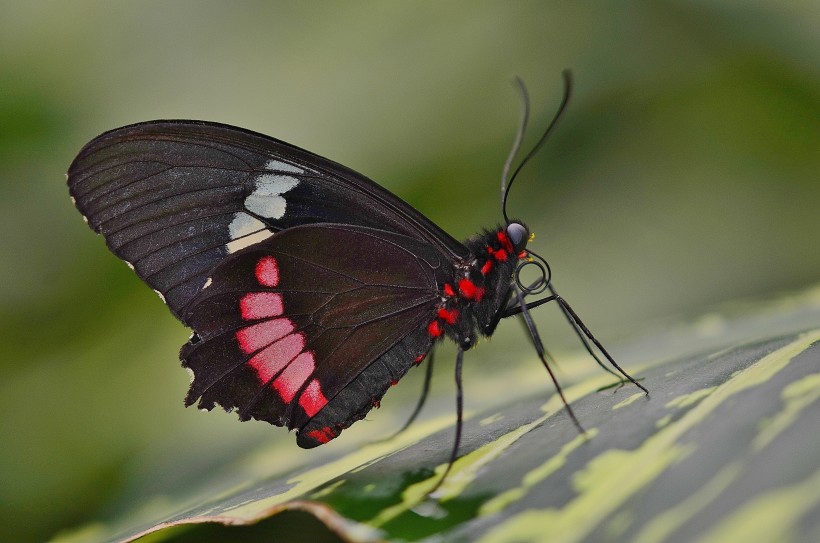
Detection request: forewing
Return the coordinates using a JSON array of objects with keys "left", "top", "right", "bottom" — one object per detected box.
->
[
  {"left": 180, "top": 224, "right": 447, "bottom": 438},
  {"left": 67, "top": 120, "right": 467, "bottom": 322}
]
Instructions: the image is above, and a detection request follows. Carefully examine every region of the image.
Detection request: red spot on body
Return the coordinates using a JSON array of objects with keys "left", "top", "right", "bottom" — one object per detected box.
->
[
  {"left": 236, "top": 318, "right": 294, "bottom": 354},
  {"left": 255, "top": 256, "right": 280, "bottom": 287},
  {"left": 427, "top": 320, "right": 443, "bottom": 337},
  {"left": 481, "top": 260, "right": 494, "bottom": 275},
  {"left": 443, "top": 283, "right": 455, "bottom": 297},
  {"left": 240, "top": 292, "right": 284, "bottom": 320},
  {"left": 304, "top": 426, "right": 336, "bottom": 444},
  {"left": 497, "top": 231, "right": 514, "bottom": 253},
  {"left": 247, "top": 332, "right": 305, "bottom": 381},
  {"left": 491, "top": 248, "right": 508, "bottom": 261},
  {"left": 458, "top": 278, "right": 485, "bottom": 302},
  {"left": 272, "top": 351, "right": 315, "bottom": 402},
  {"left": 437, "top": 307, "right": 459, "bottom": 324},
  {"left": 299, "top": 379, "right": 328, "bottom": 417}
]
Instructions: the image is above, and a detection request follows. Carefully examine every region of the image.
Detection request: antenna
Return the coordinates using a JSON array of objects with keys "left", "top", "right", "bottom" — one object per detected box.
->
[
  {"left": 502, "top": 70, "right": 573, "bottom": 224},
  {"left": 501, "top": 77, "right": 530, "bottom": 209}
]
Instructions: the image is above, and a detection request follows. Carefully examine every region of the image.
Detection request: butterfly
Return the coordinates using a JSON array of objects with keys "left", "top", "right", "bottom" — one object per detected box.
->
[{"left": 68, "top": 71, "right": 645, "bottom": 482}]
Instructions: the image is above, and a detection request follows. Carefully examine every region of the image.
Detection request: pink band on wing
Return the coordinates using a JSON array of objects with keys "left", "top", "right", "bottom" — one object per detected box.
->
[
  {"left": 299, "top": 379, "right": 328, "bottom": 417},
  {"left": 240, "top": 292, "right": 284, "bottom": 320},
  {"left": 247, "top": 332, "right": 306, "bottom": 382},
  {"left": 273, "top": 351, "right": 315, "bottom": 402},
  {"left": 236, "top": 318, "right": 294, "bottom": 354},
  {"left": 255, "top": 256, "right": 280, "bottom": 287}
]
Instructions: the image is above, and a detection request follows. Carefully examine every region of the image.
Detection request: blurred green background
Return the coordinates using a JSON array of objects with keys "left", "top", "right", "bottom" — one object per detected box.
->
[{"left": 1, "top": 2, "right": 818, "bottom": 541}]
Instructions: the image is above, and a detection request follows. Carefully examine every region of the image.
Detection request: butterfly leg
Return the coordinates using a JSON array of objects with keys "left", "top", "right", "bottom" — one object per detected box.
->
[
  {"left": 547, "top": 284, "right": 624, "bottom": 385},
  {"left": 428, "top": 347, "right": 464, "bottom": 495},
  {"left": 376, "top": 349, "right": 436, "bottom": 443},
  {"left": 512, "top": 285, "right": 586, "bottom": 434},
  {"left": 499, "top": 285, "right": 645, "bottom": 393},
  {"left": 486, "top": 290, "right": 570, "bottom": 375},
  {"left": 551, "top": 294, "right": 648, "bottom": 394}
]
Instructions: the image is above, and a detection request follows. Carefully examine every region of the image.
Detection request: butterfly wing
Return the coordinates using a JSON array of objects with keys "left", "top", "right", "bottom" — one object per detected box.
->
[
  {"left": 67, "top": 120, "right": 467, "bottom": 322},
  {"left": 180, "top": 223, "right": 446, "bottom": 445}
]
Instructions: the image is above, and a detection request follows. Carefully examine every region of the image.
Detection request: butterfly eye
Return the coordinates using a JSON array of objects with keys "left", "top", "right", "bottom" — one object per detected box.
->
[{"left": 506, "top": 222, "right": 529, "bottom": 253}]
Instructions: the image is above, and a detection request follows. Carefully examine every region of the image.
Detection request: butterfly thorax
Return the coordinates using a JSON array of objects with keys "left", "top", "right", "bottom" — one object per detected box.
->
[{"left": 425, "top": 223, "right": 529, "bottom": 350}]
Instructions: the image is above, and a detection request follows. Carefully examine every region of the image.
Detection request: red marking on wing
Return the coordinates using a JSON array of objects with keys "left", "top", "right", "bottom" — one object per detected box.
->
[
  {"left": 518, "top": 250, "right": 527, "bottom": 259},
  {"left": 497, "top": 231, "right": 514, "bottom": 253},
  {"left": 299, "top": 379, "right": 328, "bottom": 417},
  {"left": 437, "top": 307, "right": 459, "bottom": 325},
  {"left": 427, "top": 320, "right": 443, "bottom": 337},
  {"left": 304, "top": 426, "right": 336, "bottom": 444},
  {"left": 273, "top": 351, "right": 315, "bottom": 402},
  {"left": 481, "top": 260, "right": 494, "bottom": 275},
  {"left": 414, "top": 354, "right": 426, "bottom": 365},
  {"left": 240, "top": 292, "right": 284, "bottom": 320},
  {"left": 255, "top": 256, "right": 280, "bottom": 287},
  {"left": 236, "top": 318, "right": 294, "bottom": 354},
  {"left": 247, "top": 332, "right": 304, "bottom": 382},
  {"left": 458, "top": 278, "right": 485, "bottom": 302},
  {"left": 443, "top": 283, "right": 455, "bottom": 297}
]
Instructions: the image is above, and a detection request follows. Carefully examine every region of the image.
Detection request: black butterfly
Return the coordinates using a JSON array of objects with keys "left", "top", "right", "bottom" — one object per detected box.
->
[{"left": 68, "top": 72, "right": 645, "bottom": 482}]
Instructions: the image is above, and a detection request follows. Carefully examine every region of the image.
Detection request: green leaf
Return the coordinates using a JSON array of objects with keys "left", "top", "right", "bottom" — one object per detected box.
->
[{"left": 54, "top": 325, "right": 820, "bottom": 543}]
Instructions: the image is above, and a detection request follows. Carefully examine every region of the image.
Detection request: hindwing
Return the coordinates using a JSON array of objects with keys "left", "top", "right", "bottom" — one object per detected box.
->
[{"left": 180, "top": 224, "right": 448, "bottom": 443}]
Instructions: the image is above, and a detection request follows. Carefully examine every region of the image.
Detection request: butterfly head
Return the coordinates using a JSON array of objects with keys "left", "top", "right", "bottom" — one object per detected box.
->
[{"left": 505, "top": 221, "right": 530, "bottom": 255}]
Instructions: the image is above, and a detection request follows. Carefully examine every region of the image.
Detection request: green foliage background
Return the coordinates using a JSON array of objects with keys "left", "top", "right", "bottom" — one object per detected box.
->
[{"left": 0, "top": 2, "right": 817, "bottom": 541}]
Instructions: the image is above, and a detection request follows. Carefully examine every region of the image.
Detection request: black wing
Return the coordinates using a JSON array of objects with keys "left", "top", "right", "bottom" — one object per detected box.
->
[
  {"left": 67, "top": 121, "right": 468, "bottom": 322},
  {"left": 180, "top": 224, "right": 446, "bottom": 445}
]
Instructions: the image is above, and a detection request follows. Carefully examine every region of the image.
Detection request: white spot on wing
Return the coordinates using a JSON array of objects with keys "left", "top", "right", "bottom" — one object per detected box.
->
[
  {"left": 226, "top": 229, "right": 273, "bottom": 254},
  {"left": 185, "top": 367, "right": 195, "bottom": 383},
  {"left": 153, "top": 289, "right": 166, "bottom": 303},
  {"left": 125, "top": 261, "right": 135, "bottom": 270},
  {"left": 264, "top": 159, "right": 303, "bottom": 174},
  {"left": 228, "top": 212, "right": 267, "bottom": 239},
  {"left": 202, "top": 277, "right": 212, "bottom": 289},
  {"left": 244, "top": 174, "right": 299, "bottom": 220}
]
